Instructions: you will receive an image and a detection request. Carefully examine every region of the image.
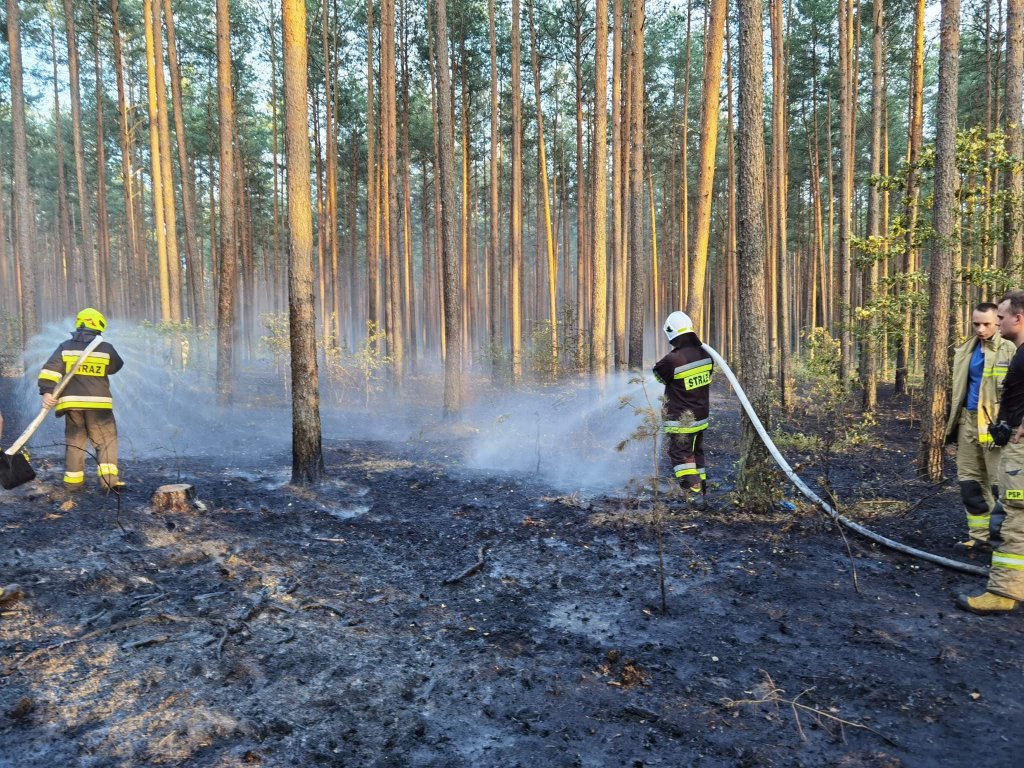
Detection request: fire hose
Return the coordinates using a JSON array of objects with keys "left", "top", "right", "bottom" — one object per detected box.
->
[{"left": 701, "top": 343, "right": 988, "bottom": 578}]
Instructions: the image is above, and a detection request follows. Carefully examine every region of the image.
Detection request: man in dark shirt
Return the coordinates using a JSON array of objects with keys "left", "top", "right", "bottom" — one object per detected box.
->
[
  {"left": 653, "top": 311, "right": 712, "bottom": 500},
  {"left": 959, "top": 290, "right": 1024, "bottom": 613}
]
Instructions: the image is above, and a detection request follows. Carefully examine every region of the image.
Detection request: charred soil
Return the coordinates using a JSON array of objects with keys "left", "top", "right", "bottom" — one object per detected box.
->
[{"left": 1, "top": 380, "right": 1022, "bottom": 767}]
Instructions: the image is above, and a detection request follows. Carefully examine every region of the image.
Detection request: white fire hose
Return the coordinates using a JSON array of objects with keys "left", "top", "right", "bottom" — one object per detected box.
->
[{"left": 702, "top": 343, "right": 988, "bottom": 578}]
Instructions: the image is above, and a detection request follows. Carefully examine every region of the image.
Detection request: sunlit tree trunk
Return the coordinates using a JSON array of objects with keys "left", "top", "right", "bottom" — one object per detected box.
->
[
  {"left": 366, "top": 0, "right": 379, "bottom": 334},
  {"left": 61, "top": 0, "right": 98, "bottom": 306},
  {"left": 736, "top": 0, "right": 772, "bottom": 501},
  {"left": 216, "top": 0, "right": 238, "bottom": 401},
  {"left": 685, "top": 0, "right": 727, "bottom": 332},
  {"left": 282, "top": 0, "right": 324, "bottom": 483},
  {"left": 7, "top": 0, "right": 37, "bottom": 344},
  {"left": 433, "top": 0, "right": 463, "bottom": 415},
  {"left": 510, "top": 0, "right": 524, "bottom": 382},
  {"left": 591, "top": 0, "right": 609, "bottom": 381},
  {"left": 164, "top": 0, "right": 206, "bottom": 326},
  {"left": 626, "top": 0, "right": 645, "bottom": 370},
  {"left": 144, "top": 0, "right": 171, "bottom": 322},
  {"left": 611, "top": 0, "right": 625, "bottom": 369},
  {"left": 91, "top": 2, "right": 111, "bottom": 311},
  {"left": 111, "top": 0, "right": 140, "bottom": 317},
  {"left": 50, "top": 15, "right": 75, "bottom": 312},
  {"left": 838, "top": 0, "right": 855, "bottom": 384},
  {"left": 770, "top": 0, "right": 791, "bottom": 408},
  {"left": 920, "top": 0, "right": 961, "bottom": 480}
]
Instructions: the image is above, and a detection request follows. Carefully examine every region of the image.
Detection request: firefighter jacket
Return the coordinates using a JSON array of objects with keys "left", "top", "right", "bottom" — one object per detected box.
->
[
  {"left": 945, "top": 333, "right": 1014, "bottom": 445},
  {"left": 652, "top": 333, "right": 712, "bottom": 436},
  {"left": 38, "top": 330, "right": 124, "bottom": 417}
]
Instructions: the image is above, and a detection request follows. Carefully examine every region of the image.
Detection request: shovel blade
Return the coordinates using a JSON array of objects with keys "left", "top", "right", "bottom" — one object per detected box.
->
[{"left": 0, "top": 451, "right": 36, "bottom": 490}]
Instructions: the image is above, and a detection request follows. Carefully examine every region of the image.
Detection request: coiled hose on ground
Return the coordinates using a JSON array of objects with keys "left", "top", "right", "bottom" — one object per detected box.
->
[{"left": 702, "top": 343, "right": 988, "bottom": 578}]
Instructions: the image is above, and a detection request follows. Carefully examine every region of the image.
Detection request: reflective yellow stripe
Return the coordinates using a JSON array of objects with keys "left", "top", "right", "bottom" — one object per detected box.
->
[
  {"left": 97, "top": 464, "right": 119, "bottom": 477},
  {"left": 992, "top": 552, "right": 1024, "bottom": 570},
  {"left": 966, "top": 514, "right": 991, "bottom": 528},
  {"left": 63, "top": 472, "right": 85, "bottom": 484},
  {"left": 979, "top": 432, "right": 994, "bottom": 444},
  {"left": 38, "top": 370, "right": 62, "bottom": 383},
  {"left": 675, "top": 468, "right": 700, "bottom": 477},
  {"left": 56, "top": 401, "right": 113, "bottom": 412}
]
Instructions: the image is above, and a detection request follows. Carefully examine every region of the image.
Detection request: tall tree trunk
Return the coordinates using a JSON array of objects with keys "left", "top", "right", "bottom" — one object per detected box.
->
[
  {"left": 611, "top": 0, "right": 625, "bottom": 369},
  {"left": 626, "top": 0, "right": 645, "bottom": 369},
  {"left": 144, "top": 0, "right": 171, "bottom": 322},
  {"left": 838, "top": 0, "right": 855, "bottom": 383},
  {"left": 51, "top": 15, "right": 75, "bottom": 312},
  {"left": 111, "top": 0, "right": 140, "bottom": 318},
  {"left": 920, "top": 0, "right": 961, "bottom": 480},
  {"left": 736, "top": 0, "right": 772, "bottom": 501},
  {"left": 381, "top": 0, "right": 403, "bottom": 378},
  {"left": 216, "top": 0, "right": 238, "bottom": 401},
  {"left": 685, "top": 0, "right": 727, "bottom": 331},
  {"left": 896, "top": 0, "right": 925, "bottom": 394},
  {"left": 7, "top": 0, "right": 37, "bottom": 343},
  {"left": 92, "top": 2, "right": 111, "bottom": 311},
  {"left": 1006, "top": 0, "right": 1024, "bottom": 270},
  {"left": 400, "top": 0, "right": 414, "bottom": 366},
  {"left": 269, "top": 6, "right": 281, "bottom": 315},
  {"left": 527, "top": 0, "right": 558, "bottom": 365},
  {"left": 61, "top": 0, "right": 98, "bottom": 305},
  {"left": 488, "top": 0, "right": 502, "bottom": 379},
  {"left": 152, "top": 0, "right": 182, "bottom": 322},
  {"left": 510, "top": 0, "right": 524, "bottom": 382},
  {"left": 863, "top": 0, "right": 884, "bottom": 409},
  {"left": 164, "top": 0, "right": 206, "bottom": 326},
  {"left": 574, "top": 0, "right": 585, "bottom": 369},
  {"left": 770, "top": 0, "right": 791, "bottom": 408},
  {"left": 282, "top": 0, "right": 324, "bottom": 483},
  {"left": 592, "top": 0, "right": 609, "bottom": 381},
  {"left": 366, "top": 0, "right": 379, "bottom": 333},
  {"left": 433, "top": 0, "right": 463, "bottom": 415}
]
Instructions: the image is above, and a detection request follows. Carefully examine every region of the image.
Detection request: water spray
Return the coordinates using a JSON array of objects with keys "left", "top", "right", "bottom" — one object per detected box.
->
[{"left": 702, "top": 343, "right": 988, "bottom": 578}]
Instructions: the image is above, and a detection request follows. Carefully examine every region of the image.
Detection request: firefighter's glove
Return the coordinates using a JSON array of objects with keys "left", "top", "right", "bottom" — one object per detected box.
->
[{"left": 990, "top": 421, "right": 1014, "bottom": 447}]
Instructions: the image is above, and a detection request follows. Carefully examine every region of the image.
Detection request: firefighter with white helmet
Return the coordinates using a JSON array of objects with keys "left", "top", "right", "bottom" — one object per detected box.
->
[
  {"left": 38, "top": 308, "right": 125, "bottom": 491},
  {"left": 653, "top": 311, "right": 713, "bottom": 500}
]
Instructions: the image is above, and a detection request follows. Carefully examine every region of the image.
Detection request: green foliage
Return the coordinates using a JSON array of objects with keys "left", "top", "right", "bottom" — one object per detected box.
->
[
  {"left": 259, "top": 312, "right": 292, "bottom": 395},
  {"left": 321, "top": 321, "right": 392, "bottom": 408}
]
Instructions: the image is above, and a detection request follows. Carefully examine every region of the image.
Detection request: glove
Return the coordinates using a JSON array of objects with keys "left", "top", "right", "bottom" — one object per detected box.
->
[{"left": 989, "top": 421, "right": 1014, "bottom": 447}]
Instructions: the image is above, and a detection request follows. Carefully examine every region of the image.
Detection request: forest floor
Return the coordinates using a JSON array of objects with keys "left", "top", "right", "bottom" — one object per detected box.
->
[{"left": 1, "top": 373, "right": 1023, "bottom": 767}]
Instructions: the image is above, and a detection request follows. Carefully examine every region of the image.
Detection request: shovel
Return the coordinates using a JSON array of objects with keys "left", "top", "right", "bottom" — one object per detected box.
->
[{"left": 1, "top": 335, "right": 105, "bottom": 490}]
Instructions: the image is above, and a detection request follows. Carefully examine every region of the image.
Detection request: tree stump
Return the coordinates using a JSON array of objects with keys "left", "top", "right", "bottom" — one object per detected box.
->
[{"left": 151, "top": 484, "right": 197, "bottom": 513}]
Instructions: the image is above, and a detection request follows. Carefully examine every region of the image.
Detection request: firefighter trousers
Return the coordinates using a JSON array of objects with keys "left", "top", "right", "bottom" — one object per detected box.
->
[
  {"left": 956, "top": 409, "right": 1004, "bottom": 543},
  {"left": 668, "top": 430, "right": 706, "bottom": 491},
  {"left": 988, "top": 438, "right": 1024, "bottom": 601},
  {"left": 63, "top": 410, "right": 119, "bottom": 489}
]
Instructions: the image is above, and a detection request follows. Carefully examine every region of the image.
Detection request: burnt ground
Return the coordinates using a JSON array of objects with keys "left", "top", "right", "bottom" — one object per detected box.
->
[{"left": 1, "top": 376, "right": 1023, "bottom": 768}]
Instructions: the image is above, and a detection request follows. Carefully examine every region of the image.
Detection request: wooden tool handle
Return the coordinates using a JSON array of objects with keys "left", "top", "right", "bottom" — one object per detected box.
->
[{"left": 4, "top": 334, "right": 105, "bottom": 457}]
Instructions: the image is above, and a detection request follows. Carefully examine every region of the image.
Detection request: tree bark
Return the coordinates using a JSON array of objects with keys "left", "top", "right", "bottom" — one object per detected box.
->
[
  {"left": 510, "top": 0, "right": 524, "bottom": 382},
  {"left": 1006, "top": 0, "right": 1024, "bottom": 270},
  {"left": 685, "top": 0, "right": 727, "bottom": 332},
  {"left": 838, "top": 0, "right": 855, "bottom": 384},
  {"left": 61, "top": 0, "right": 98, "bottom": 305},
  {"left": 863, "top": 0, "right": 884, "bottom": 410},
  {"left": 367, "top": 0, "right": 379, "bottom": 332},
  {"left": 216, "top": 0, "right": 238, "bottom": 401},
  {"left": 736, "top": 0, "right": 772, "bottom": 502},
  {"left": 920, "top": 0, "right": 961, "bottom": 480},
  {"left": 626, "top": 0, "right": 645, "bottom": 370},
  {"left": 282, "top": 0, "right": 324, "bottom": 483},
  {"left": 488, "top": 0, "right": 502, "bottom": 380},
  {"left": 433, "top": 0, "right": 463, "bottom": 416},
  {"left": 7, "top": 0, "right": 37, "bottom": 344},
  {"left": 592, "top": 0, "right": 609, "bottom": 381}
]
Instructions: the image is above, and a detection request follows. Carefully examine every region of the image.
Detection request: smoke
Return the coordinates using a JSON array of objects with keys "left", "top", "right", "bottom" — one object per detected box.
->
[
  {"left": 460, "top": 371, "right": 655, "bottom": 494},
  {"left": 11, "top": 321, "right": 653, "bottom": 495}
]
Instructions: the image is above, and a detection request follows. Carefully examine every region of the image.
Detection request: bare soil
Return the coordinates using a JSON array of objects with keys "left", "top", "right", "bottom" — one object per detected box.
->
[{"left": 1, "top": 378, "right": 1023, "bottom": 767}]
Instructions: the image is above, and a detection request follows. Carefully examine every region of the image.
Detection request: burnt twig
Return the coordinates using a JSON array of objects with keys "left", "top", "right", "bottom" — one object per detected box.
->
[{"left": 442, "top": 545, "right": 488, "bottom": 586}]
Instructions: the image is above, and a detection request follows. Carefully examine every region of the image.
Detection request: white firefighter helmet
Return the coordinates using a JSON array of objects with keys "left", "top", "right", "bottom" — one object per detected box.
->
[{"left": 663, "top": 311, "right": 694, "bottom": 342}]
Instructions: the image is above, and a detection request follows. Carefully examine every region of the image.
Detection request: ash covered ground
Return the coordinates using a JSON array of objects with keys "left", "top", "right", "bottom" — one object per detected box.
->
[{"left": 2, "top": 362, "right": 1024, "bottom": 767}]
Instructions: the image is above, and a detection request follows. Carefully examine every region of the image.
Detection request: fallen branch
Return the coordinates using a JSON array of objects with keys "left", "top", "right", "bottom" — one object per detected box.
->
[
  {"left": 301, "top": 601, "right": 346, "bottom": 618},
  {"left": 313, "top": 537, "right": 347, "bottom": 544},
  {"left": 442, "top": 545, "right": 488, "bottom": 586},
  {"left": 723, "top": 670, "right": 897, "bottom": 747}
]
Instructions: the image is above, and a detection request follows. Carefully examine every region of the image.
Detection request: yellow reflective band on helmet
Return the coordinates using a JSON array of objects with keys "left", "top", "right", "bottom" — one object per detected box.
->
[
  {"left": 38, "top": 370, "right": 62, "bottom": 383},
  {"left": 991, "top": 551, "right": 1024, "bottom": 570},
  {"left": 97, "top": 464, "right": 119, "bottom": 477}
]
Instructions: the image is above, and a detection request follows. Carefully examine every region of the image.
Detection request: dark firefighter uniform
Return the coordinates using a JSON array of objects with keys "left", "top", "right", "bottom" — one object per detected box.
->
[
  {"left": 38, "top": 311, "right": 124, "bottom": 489},
  {"left": 653, "top": 325, "right": 712, "bottom": 494}
]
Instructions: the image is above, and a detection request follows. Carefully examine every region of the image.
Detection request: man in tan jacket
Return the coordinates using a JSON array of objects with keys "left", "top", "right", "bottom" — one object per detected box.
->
[{"left": 945, "top": 302, "right": 1015, "bottom": 552}]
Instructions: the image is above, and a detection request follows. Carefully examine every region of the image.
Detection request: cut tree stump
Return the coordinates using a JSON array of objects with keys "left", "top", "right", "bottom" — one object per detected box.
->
[{"left": 151, "top": 484, "right": 197, "bottom": 513}]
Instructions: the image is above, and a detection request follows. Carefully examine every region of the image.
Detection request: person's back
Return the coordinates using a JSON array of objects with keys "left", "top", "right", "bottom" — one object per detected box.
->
[
  {"left": 38, "top": 309, "right": 124, "bottom": 491},
  {"left": 653, "top": 311, "right": 713, "bottom": 497}
]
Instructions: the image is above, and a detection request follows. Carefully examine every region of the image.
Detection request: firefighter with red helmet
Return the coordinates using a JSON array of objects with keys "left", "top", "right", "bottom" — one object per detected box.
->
[{"left": 653, "top": 311, "right": 713, "bottom": 500}]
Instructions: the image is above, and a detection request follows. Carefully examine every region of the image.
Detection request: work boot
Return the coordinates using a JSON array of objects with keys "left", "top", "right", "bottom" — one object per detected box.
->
[
  {"left": 956, "top": 591, "right": 1019, "bottom": 614},
  {"left": 954, "top": 538, "right": 992, "bottom": 554}
]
